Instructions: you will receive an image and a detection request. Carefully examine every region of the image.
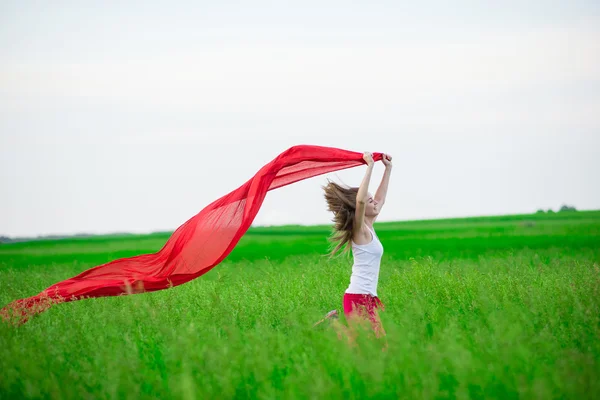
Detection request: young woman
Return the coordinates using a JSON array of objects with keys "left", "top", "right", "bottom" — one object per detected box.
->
[{"left": 321, "top": 152, "right": 392, "bottom": 337}]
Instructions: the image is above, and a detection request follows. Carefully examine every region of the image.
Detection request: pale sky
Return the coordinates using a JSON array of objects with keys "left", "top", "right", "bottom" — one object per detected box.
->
[{"left": 1, "top": 1, "right": 599, "bottom": 237}]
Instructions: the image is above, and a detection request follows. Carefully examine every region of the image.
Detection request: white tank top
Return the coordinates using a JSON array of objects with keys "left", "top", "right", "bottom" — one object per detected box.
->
[{"left": 345, "top": 226, "right": 384, "bottom": 297}]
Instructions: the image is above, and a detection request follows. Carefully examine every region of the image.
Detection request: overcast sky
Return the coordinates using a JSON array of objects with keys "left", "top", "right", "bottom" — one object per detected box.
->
[{"left": 1, "top": 1, "right": 599, "bottom": 237}]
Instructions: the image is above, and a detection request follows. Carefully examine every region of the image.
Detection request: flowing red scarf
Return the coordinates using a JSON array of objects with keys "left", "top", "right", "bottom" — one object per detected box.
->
[{"left": 1, "top": 145, "right": 383, "bottom": 324}]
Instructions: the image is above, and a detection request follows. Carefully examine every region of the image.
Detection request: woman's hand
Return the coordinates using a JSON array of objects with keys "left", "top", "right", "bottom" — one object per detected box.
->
[
  {"left": 382, "top": 154, "right": 392, "bottom": 168},
  {"left": 363, "top": 152, "right": 374, "bottom": 166}
]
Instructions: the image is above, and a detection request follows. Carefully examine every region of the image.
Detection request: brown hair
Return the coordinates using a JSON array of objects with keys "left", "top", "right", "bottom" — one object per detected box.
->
[{"left": 322, "top": 180, "right": 358, "bottom": 257}]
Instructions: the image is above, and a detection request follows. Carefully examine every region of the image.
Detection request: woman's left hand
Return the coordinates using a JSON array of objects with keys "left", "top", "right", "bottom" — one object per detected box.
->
[{"left": 382, "top": 154, "right": 392, "bottom": 167}]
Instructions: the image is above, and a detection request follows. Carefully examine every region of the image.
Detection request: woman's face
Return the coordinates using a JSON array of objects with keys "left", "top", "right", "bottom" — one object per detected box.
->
[{"left": 364, "top": 193, "right": 379, "bottom": 217}]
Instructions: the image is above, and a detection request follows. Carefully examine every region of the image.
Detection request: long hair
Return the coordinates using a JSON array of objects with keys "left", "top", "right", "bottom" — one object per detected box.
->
[{"left": 322, "top": 179, "right": 358, "bottom": 257}]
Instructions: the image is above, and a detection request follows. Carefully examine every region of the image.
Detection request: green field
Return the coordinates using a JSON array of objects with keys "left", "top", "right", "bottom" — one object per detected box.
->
[{"left": 1, "top": 211, "right": 599, "bottom": 399}]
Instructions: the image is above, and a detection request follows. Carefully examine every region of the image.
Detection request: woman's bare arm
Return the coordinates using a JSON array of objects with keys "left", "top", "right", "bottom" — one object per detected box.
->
[
  {"left": 354, "top": 152, "right": 374, "bottom": 232},
  {"left": 374, "top": 154, "right": 392, "bottom": 207}
]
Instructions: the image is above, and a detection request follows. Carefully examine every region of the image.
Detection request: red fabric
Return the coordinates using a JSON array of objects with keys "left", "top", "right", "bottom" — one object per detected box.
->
[
  {"left": 1, "top": 145, "right": 383, "bottom": 324},
  {"left": 343, "top": 293, "right": 385, "bottom": 326}
]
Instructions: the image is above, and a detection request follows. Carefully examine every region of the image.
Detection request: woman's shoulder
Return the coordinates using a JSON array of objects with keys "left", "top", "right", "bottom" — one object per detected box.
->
[{"left": 352, "top": 225, "right": 374, "bottom": 246}]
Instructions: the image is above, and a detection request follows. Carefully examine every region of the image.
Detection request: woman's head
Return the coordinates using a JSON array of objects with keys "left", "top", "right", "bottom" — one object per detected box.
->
[
  {"left": 364, "top": 192, "right": 380, "bottom": 217},
  {"left": 322, "top": 180, "right": 359, "bottom": 256}
]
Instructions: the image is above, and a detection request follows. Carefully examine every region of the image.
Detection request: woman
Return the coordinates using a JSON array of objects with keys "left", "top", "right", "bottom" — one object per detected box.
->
[{"left": 321, "top": 152, "right": 392, "bottom": 337}]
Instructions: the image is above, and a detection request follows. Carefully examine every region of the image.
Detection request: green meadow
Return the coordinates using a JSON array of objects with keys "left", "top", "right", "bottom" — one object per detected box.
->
[{"left": 1, "top": 211, "right": 599, "bottom": 399}]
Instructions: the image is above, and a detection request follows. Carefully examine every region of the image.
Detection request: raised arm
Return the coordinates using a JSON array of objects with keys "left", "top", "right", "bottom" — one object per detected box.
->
[
  {"left": 354, "top": 152, "right": 374, "bottom": 233},
  {"left": 374, "top": 154, "right": 392, "bottom": 207}
]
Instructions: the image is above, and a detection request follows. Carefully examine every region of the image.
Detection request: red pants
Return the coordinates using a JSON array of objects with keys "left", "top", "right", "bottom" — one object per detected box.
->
[{"left": 343, "top": 293, "right": 385, "bottom": 334}]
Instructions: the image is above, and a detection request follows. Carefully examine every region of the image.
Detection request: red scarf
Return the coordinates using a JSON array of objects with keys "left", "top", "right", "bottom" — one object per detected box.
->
[{"left": 1, "top": 145, "right": 383, "bottom": 324}]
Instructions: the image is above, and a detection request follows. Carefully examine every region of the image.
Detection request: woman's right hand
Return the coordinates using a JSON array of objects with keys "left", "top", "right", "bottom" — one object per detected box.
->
[{"left": 363, "top": 152, "right": 374, "bottom": 166}]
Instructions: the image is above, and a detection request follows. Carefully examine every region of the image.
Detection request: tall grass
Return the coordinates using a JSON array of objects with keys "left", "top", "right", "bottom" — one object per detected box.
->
[{"left": 1, "top": 212, "right": 599, "bottom": 399}]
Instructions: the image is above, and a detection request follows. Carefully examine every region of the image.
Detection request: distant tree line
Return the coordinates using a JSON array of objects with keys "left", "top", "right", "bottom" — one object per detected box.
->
[
  {"left": 537, "top": 204, "right": 577, "bottom": 214},
  {"left": 1, "top": 206, "right": 581, "bottom": 244},
  {"left": 1, "top": 233, "right": 105, "bottom": 244}
]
